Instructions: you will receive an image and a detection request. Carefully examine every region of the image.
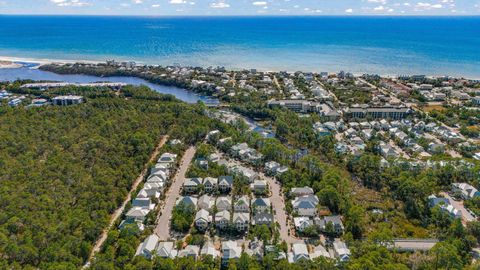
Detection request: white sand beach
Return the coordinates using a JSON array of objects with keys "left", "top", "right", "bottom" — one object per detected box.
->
[
  {"left": 0, "top": 60, "right": 23, "bottom": 69},
  {"left": 0, "top": 56, "right": 107, "bottom": 68}
]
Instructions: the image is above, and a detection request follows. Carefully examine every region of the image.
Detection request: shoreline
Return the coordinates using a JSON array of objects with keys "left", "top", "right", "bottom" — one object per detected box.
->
[
  {"left": 0, "top": 56, "right": 107, "bottom": 66},
  {"left": 0, "top": 60, "right": 23, "bottom": 69},
  {"left": 1, "top": 55, "right": 479, "bottom": 81}
]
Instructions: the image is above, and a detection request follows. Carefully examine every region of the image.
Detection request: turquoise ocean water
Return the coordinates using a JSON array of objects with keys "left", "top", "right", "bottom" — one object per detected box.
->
[{"left": 0, "top": 16, "right": 479, "bottom": 77}]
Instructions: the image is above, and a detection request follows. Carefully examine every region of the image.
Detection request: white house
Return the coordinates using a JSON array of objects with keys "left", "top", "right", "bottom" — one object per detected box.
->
[
  {"left": 156, "top": 242, "right": 178, "bottom": 259},
  {"left": 222, "top": 241, "right": 242, "bottom": 264},
  {"left": 178, "top": 245, "right": 200, "bottom": 260},
  {"left": 251, "top": 180, "right": 268, "bottom": 194},
  {"left": 176, "top": 196, "right": 198, "bottom": 209},
  {"left": 294, "top": 217, "right": 313, "bottom": 232},
  {"left": 203, "top": 177, "right": 218, "bottom": 193},
  {"left": 195, "top": 209, "right": 211, "bottom": 231},
  {"left": 125, "top": 207, "right": 150, "bottom": 222},
  {"left": 234, "top": 196, "right": 250, "bottom": 213},
  {"left": 290, "top": 187, "right": 314, "bottom": 197},
  {"left": 218, "top": 176, "right": 234, "bottom": 192},
  {"left": 184, "top": 177, "right": 203, "bottom": 193},
  {"left": 215, "top": 210, "right": 231, "bottom": 230},
  {"left": 428, "top": 194, "right": 462, "bottom": 219},
  {"left": 265, "top": 161, "right": 280, "bottom": 175},
  {"left": 157, "top": 153, "right": 178, "bottom": 168},
  {"left": 132, "top": 198, "right": 156, "bottom": 210},
  {"left": 452, "top": 183, "right": 480, "bottom": 199},
  {"left": 198, "top": 194, "right": 214, "bottom": 211},
  {"left": 252, "top": 197, "right": 271, "bottom": 213},
  {"left": 292, "top": 195, "right": 319, "bottom": 217},
  {"left": 135, "top": 234, "right": 159, "bottom": 259},
  {"left": 310, "top": 245, "right": 331, "bottom": 260},
  {"left": 201, "top": 241, "right": 220, "bottom": 259},
  {"left": 333, "top": 239, "right": 351, "bottom": 262},
  {"left": 216, "top": 196, "right": 232, "bottom": 211},
  {"left": 233, "top": 212, "right": 250, "bottom": 231},
  {"left": 288, "top": 243, "right": 310, "bottom": 263}
]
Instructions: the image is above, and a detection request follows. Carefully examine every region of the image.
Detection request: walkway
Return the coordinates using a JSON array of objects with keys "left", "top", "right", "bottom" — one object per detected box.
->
[
  {"left": 154, "top": 146, "right": 197, "bottom": 240},
  {"left": 83, "top": 135, "right": 168, "bottom": 268}
]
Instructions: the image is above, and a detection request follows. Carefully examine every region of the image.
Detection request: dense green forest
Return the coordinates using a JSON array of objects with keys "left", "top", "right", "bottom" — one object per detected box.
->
[{"left": 0, "top": 84, "right": 215, "bottom": 269}]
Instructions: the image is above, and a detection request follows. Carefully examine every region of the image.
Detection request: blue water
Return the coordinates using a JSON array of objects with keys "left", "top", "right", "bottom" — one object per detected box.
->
[
  {"left": 0, "top": 16, "right": 479, "bottom": 77},
  {"left": 0, "top": 64, "right": 214, "bottom": 103}
]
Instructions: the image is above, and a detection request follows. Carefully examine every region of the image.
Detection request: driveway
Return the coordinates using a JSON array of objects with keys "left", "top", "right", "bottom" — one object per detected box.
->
[
  {"left": 441, "top": 192, "right": 476, "bottom": 224},
  {"left": 155, "top": 146, "right": 196, "bottom": 240}
]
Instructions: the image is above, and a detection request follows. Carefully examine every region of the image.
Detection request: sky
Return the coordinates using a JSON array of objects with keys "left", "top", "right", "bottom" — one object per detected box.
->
[{"left": 0, "top": 0, "right": 479, "bottom": 15}]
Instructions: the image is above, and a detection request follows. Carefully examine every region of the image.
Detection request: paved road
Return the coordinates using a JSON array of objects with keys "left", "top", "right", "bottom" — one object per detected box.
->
[
  {"left": 261, "top": 171, "right": 297, "bottom": 244},
  {"left": 441, "top": 192, "right": 476, "bottom": 224},
  {"left": 84, "top": 135, "right": 168, "bottom": 268},
  {"left": 391, "top": 239, "right": 438, "bottom": 252},
  {"left": 155, "top": 146, "right": 196, "bottom": 240}
]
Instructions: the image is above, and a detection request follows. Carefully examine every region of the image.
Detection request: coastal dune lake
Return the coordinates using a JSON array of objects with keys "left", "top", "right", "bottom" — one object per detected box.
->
[
  {"left": 0, "top": 16, "right": 479, "bottom": 77},
  {"left": 0, "top": 64, "right": 213, "bottom": 103}
]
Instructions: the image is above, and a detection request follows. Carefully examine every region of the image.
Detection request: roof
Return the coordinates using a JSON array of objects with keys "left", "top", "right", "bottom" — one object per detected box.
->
[
  {"left": 158, "top": 152, "right": 177, "bottom": 163},
  {"left": 218, "top": 176, "right": 233, "bottom": 185},
  {"left": 203, "top": 177, "right": 218, "bottom": 185},
  {"left": 147, "top": 175, "right": 166, "bottom": 183},
  {"left": 323, "top": 215, "right": 343, "bottom": 225},
  {"left": 252, "top": 180, "right": 267, "bottom": 187},
  {"left": 195, "top": 209, "right": 211, "bottom": 221},
  {"left": 252, "top": 197, "right": 271, "bottom": 207},
  {"left": 215, "top": 210, "right": 231, "bottom": 220},
  {"left": 198, "top": 194, "right": 213, "bottom": 209},
  {"left": 132, "top": 198, "right": 153, "bottom": 209},
  {"left": 291, "top": 187, "right": 314, "bottom": 196},
  {"left": 178, "top": 245, "right": 200, "bottom": 257},
  {"left": 176, "top": 196, "right": 197, "bottom": 207},
  {"left": 156, "top": 242, "right": 177, "bottom": 258},
  {"left": 185, "top": 177, "right": 203, "bottom": 186},
  {"left": 216, "top": 196, "right": 232, "bottom": 206},
  {"left": 348, "top": 106, "right": 410, "bottom": 114},
  {"left": 52, "top": 95, "right": 83, "bottom": 100},
  {"left": 292, "top": 243, "right": 309, "bottom": 256},
  {"left": 254, "top": 212, "right": 274, "bottom": 224},
  {"left": 294, "top": 217, "right": 312, "bottom": 228},
  {"left": 201, "top": 241, "right": 220, "bottom": 258},
  {"left": 293, "top": 196, "right": 318, "bottom": 209},
  {"left": 222, "top": 241, "right": 242, "bottom": 259},
  {"left": 333, "top": 239, "right": 351, "bottom": 256},
  {"left": 310, "top": 245, "right": 331, "bottom": 259},
  {"left": 235, "top": 196, "right": 250, "bottom": 206},
  {"left": 126, "top": 207, "right": 150, "bottom": 218},
  {"left": 136, "top": 234, "right": 159, "bottom": 256},
  {"left": 233, "top": 212, "right": 250, "bottom": 223}
]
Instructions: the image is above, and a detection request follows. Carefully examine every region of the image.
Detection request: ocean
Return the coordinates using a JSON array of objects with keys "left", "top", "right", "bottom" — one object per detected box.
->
[{"left": 0, "top": 15, "right": 479, "bottom": 78}]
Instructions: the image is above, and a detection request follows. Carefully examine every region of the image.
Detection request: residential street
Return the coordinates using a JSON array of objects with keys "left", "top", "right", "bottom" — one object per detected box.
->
[
  {"left": 261, "top": 171, "right": 298, "bottom": 244},
  {"left": 155, "top": 146, "right": 196, "bottom": 240}
]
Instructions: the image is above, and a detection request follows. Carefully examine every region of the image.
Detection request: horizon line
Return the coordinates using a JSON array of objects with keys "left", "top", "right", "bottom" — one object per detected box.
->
[{"left": 1, "top": 14, "right": 480, "bottom": 17}]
